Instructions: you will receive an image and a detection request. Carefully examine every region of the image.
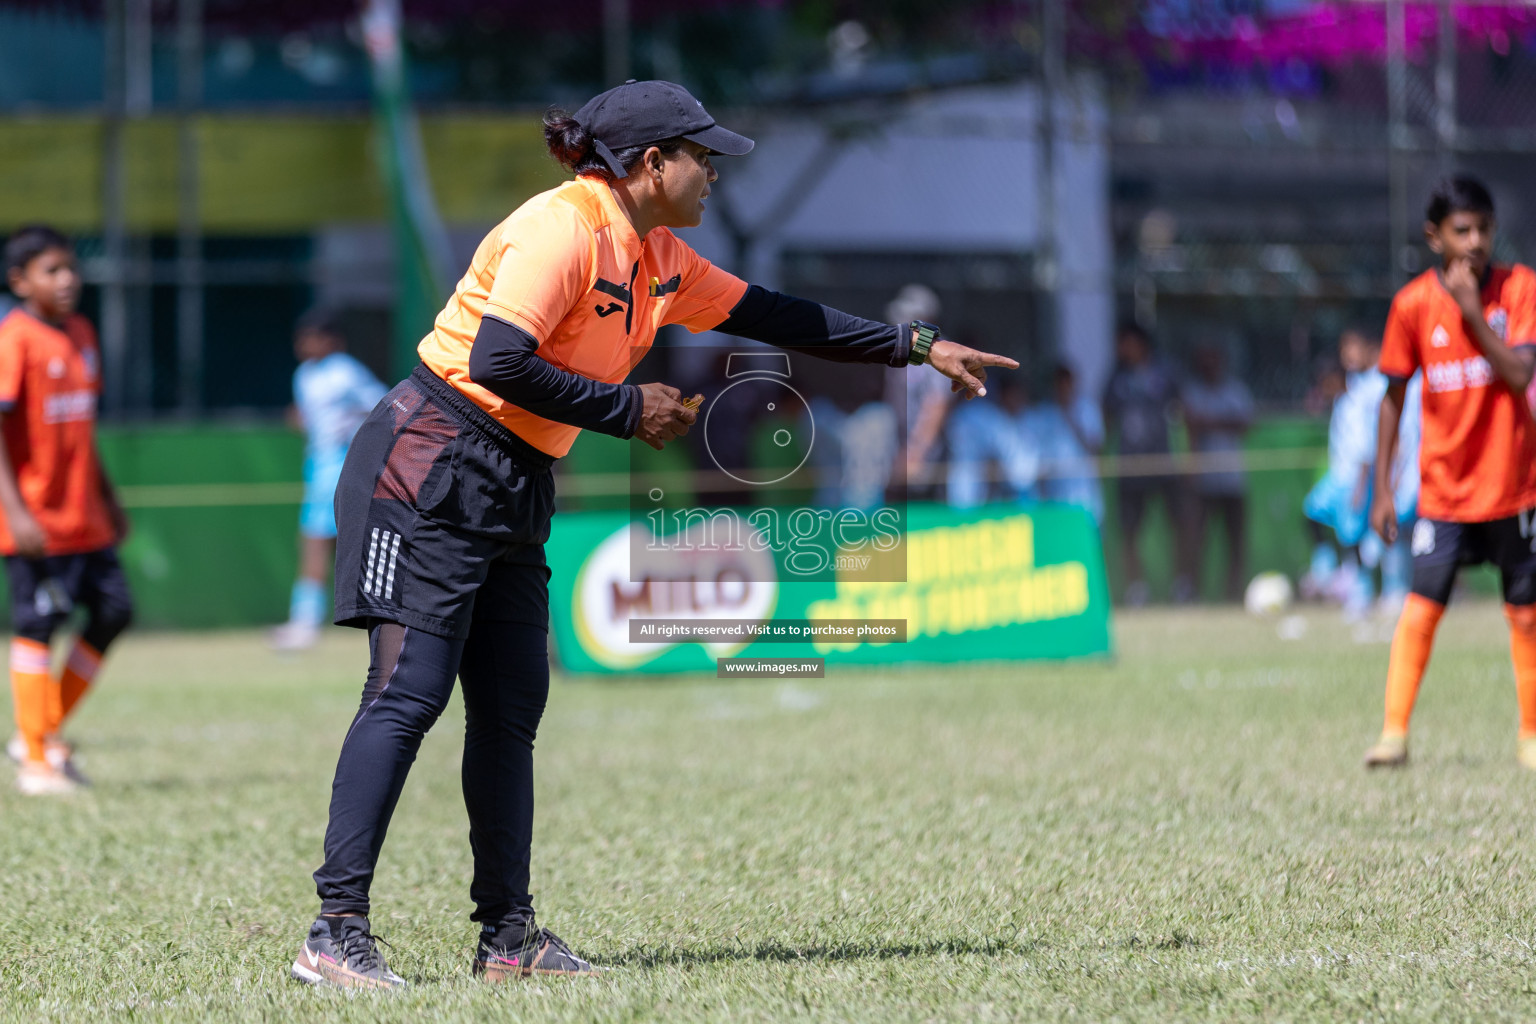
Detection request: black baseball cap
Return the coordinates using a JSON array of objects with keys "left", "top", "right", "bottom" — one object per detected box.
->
[{"left": 575, "top": 80, "right": 754, "bottom": 179}]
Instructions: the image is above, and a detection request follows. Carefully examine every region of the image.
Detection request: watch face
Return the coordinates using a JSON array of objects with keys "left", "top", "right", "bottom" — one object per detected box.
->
[{"left": 703, "top": 375, "right": 815, "bottom": 487}]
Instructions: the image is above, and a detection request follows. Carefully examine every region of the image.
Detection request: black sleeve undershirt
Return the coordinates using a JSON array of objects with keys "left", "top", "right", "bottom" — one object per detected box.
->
[
  {"left": 468, "top": 315, "right": 642, "bottom": 439},
  {"left": 468, "top": 286, "right": 910, "bottom": 440},
  {"left": 713, "top": 285, "right": 911, "bottom": 367}
]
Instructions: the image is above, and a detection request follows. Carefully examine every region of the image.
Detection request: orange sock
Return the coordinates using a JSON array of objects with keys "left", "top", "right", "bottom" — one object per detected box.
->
[
  {"left": 1382, "top": 593, "right": 1446, "bottom": 737},
  {"left": 9, "top": 638, "right": 52, "bottom": 762},
  {"left": 54, "top": 638, "right": 102, "bottom": 730},
  {"left": 1505, "top": 604, "right": 1536, "bottom": 740}
]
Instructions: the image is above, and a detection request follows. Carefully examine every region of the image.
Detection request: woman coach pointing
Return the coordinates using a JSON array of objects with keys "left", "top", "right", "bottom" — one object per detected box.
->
[{"left": 290, "top": 79, "right": 1017, "bottom": 988}]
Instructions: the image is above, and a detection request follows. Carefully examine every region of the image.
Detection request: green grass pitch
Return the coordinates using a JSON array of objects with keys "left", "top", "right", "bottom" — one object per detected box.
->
[{"left": 3, "top": 603, "right": 1536, "bottom": 1022}]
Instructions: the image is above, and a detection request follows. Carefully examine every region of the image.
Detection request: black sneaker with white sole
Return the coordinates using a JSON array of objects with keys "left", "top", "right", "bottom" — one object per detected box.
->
[
  {"left": 291, "top": 915, "right": 405, "bottom": 990},
  {"left": 473, "top": 916, "right": 598, "bottom": 980}
]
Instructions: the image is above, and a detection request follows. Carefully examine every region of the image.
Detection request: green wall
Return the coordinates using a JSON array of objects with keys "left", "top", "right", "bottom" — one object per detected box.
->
[{"left": 101, "top": 424, "right": 305, "bottom": 629}]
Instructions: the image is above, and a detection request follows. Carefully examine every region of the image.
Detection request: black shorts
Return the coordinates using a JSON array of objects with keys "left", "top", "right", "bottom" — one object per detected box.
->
[
  {"left": 4, "top": 546, "right": 133, "bottom": 644},
  {"left": 1409, "top": 508, "right": 1536, "bottom": 606},
  {"left": 332, "top": 365, "right": 557, "bottom": 639}
]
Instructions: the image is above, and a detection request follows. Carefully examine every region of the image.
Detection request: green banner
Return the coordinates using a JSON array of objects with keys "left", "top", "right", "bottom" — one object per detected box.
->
[{"left": 547, "top": 502, "right": 1113, "bottom": 674}]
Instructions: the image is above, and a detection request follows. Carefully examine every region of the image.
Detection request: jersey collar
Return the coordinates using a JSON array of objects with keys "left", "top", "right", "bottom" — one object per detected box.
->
[{"left": 578, "top": 173, "right": 644, "bottom": 256}]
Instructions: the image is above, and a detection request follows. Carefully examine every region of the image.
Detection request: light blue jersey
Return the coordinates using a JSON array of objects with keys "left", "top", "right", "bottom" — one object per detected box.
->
[
  {"left": 1020, "top": 397, "right": 1104, "bottom": 524},
  {"left": 1304, "top": 366, "right": 1420, "bottom": 546},
  {"left": 945, "top": 401, "right": 1038, "bottom": 509},
  {"left": 294, "top": 352, "right": 386, "bottom": 539},
  {"left": 295, "top": 352, "right": 387, "bottom": 458},
  {"left": 1328, "top": 369, "right": 1388, "bottom": 485},
  {"left": 1391, "top": 371, "right": 1423, "bottom": 514}
]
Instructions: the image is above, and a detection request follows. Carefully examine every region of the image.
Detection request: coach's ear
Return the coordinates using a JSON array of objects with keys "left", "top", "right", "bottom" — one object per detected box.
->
[{"left": 642, "top": 146, "right": 667, "bottom": 184}]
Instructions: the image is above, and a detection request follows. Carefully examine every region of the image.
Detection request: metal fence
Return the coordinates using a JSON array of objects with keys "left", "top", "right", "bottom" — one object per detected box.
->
[
  {"left": 1082, "top": 0, "right": 1536, "bottom": 402},
  {"left": 8, "top": 1, "right": 1536, "bottom": 413}
]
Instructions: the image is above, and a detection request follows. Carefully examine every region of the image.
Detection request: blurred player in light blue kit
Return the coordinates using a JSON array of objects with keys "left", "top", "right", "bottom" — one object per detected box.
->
[
  {"left": 1023, "top": 363, "right": 1104, "bottom": 524},
  {"left": 1302, "top": 327, "right": 1420, "bottom": 617},
  {"left": 270, "top": 310, "right": 387, "bottom": 651}
]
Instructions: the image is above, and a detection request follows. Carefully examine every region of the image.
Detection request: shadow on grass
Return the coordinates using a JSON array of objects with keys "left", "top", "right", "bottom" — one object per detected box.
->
[
  {"left": 600, "top": 934, "right": 1036, "bottom": 969},
  {"left": 115, "top": 772, "right": 302, "bottom": 792}
]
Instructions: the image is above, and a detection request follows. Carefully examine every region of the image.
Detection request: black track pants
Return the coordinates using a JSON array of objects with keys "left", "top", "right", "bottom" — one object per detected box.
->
[{"left": 313, "top": 607, "right": 550, "bottom": 923}]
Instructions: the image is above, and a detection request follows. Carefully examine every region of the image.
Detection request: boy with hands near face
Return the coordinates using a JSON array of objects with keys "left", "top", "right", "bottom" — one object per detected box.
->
[{"left": 1363, "top": 177, "right": 1536, "bottom": 769}]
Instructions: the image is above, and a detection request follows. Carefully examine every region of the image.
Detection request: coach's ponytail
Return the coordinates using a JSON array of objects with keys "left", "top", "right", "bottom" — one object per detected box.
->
[
  {"left": 543, "top": 108, "right": 684, "bottom": 181},
  {"left": 543, "top": 110, "right": 600, "bottom": 173}
]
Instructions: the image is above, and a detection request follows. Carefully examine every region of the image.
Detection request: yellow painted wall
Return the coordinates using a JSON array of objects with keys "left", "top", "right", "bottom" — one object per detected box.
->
[{"left": 0, "top": 113, "right": 565, "bottom": 233}]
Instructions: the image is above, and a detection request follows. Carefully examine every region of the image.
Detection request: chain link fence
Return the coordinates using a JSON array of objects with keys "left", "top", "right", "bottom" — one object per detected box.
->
[{"left": 1066, "top": 0, "right": 1536, "bottom": 404}]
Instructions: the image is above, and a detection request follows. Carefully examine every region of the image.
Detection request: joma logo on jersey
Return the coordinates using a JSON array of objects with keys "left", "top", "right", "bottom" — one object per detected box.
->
[
  {"left": 42, "top": 390, "right": 95, "bottom": 424},
  {"left": 592, "top": 278, "right": 631, "bottom": 321},
  {"left": 1425, "top": 356, "right": 1495, "bottom": 394}
]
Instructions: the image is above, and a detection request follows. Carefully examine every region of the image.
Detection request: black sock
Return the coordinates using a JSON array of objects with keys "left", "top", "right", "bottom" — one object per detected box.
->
[
  {"left": 314, "top": 914, "right": 369, "bottom": 942},
  {"left": 481, "top": 911, "right": 536, "bottom": 948}
]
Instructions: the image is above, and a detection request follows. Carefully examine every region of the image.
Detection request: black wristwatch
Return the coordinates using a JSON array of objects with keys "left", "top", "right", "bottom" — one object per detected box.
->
[{"left": 907, "top": 320, "right": 941, "bottom": 366}]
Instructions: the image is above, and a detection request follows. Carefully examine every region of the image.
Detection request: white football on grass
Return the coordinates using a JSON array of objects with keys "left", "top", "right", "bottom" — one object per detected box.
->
[{"left": 1244, "top": 572, "right": 1294, "bottom": 617}]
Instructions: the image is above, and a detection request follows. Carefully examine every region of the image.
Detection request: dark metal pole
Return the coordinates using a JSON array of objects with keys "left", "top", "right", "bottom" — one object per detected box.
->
[
  {"left": 604, "top": 0, "right": 631, "bottom": 86},
  {"left": 1387, "top": 0, "right": 1410, "bottom": 286},
  {"left": 177, "top": 0, "right": 204, "bottom": 413},
  {"left": 1435, "top": 0, "right": 1457, "bottom": 176},
  {"left": 1037, "top": 0, "right": 1063, "bottom": 359},
  {"left": 100, "top": 0, "right": 128, "bottom": 416},
  {"left": 125, "top": 0, "right": 153, "bottom": 412}
]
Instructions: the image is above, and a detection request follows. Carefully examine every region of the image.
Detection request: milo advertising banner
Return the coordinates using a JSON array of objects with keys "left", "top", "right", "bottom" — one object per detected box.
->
[{"left": 546, "top": 502, "right": 1112, "bottom": 674}]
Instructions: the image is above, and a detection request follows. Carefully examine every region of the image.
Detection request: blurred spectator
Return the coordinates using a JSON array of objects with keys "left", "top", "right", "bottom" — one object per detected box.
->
[
  {"left": 1303, "top": 353, "right": 1346, "bottom": 418},
  {"left": 839, "top": 403, "right": 900, "bottom": 510},
  {"left": 1102, "top": 323, "right": 1189, "bottom": 605},
  {"left": 945, "top": 378, "right": 1038, "bottom": 509},
  {"left": 1378, "top": 369, "right": 1423, "bottom": 613},
  {"left": 697, "top": 347, "right": 779, "bottom": 506},
  {"left": 1301, "top": 329, "right": 1381, "bottom": 610},
  {"left": 1181, "top": 345, "right": 1255, "bottom": 602},
  {"left": 1302, "top": 328, "right": 1422, "bottom": 618},
  {"left": 1024, "top": 363, "right": 1104, "bottom": 524},
  {"left": 883, "top": 284, "right": 953, "bottom": 491},
  {"left": 809, "top": 361, "right": 898, "bottom": 511}
]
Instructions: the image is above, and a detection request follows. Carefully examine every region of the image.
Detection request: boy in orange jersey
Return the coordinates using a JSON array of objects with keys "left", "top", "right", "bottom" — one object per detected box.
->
[
  {"left": 1362, "top": 177, "right": 1536, "bottom": 769},
  {"left": 0, "top": 226, "right": 133, "bottom": 794}
]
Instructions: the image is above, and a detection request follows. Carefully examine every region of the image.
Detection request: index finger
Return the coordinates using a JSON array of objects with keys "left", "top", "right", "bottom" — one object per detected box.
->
[{"left": 973, "top": 352, "right": 1020, "bottom": 369}]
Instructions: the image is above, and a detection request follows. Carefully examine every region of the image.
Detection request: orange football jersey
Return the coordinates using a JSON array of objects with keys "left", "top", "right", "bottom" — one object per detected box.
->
[
  {"left": 1379, "top": 265, "right": 1536, "bottom": 522},
  {"left": 418, "top": 173, "right": 748, "bottom": 457},
  {"left": 0, "top": 309, "right": 117, "bottom": 555}
]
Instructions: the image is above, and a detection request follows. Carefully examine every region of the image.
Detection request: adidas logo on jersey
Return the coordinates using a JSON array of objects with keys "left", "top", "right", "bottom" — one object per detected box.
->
[
  {"left": 1488, "top": 307, "right": 1509, "bottom": 341},
  {"left": 362, "top": 528, "right": 402, "bottom": 600},
  {"left": 1430, "top": 324, "right": 1450, "bottom": 348}
]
